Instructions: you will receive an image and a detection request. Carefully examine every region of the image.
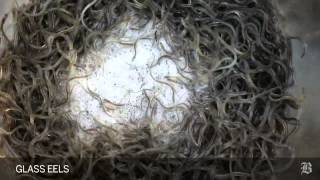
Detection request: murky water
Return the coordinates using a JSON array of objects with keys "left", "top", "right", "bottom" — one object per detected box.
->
[{"left": 274, "top": 0, "right": 320, "bottom": 157}]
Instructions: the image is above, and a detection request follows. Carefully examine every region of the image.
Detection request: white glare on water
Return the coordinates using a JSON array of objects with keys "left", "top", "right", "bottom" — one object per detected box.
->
[{"left": 68, "top": 19, "right": 192, "bottom": 131}]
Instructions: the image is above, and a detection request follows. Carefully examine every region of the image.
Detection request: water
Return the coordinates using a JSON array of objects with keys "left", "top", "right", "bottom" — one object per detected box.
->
[
  {"left": 274, "top": 0, "right": 320, "bottom": 157},
  {"left": 68, "top": 19, "right": 191, "bottom": 130}
]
